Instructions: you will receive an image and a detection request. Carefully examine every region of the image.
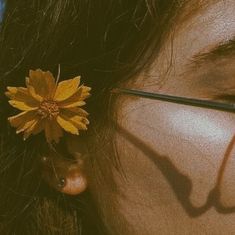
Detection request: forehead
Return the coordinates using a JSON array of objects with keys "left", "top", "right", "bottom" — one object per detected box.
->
[
  {"left": 178, "top": 1, "right": 235, "bottom": 57},
  {"left": 148, "top": 0, "right": 235, "bottom": 78}
]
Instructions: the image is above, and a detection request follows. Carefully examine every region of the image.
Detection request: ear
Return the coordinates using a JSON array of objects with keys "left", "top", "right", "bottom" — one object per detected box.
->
[{"left": 41, "top": 136, "right": 88, "bottom": 195}]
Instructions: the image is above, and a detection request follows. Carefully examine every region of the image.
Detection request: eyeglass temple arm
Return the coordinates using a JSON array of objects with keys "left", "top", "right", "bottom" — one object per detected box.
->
[{"left": 112, "top": 88, "right": 235, "bottom": 113}]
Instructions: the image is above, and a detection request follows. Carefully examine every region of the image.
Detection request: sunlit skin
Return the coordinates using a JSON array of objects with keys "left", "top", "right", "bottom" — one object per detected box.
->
[{"left": 81, "top": 1, "right": 235, "bottom": 234}]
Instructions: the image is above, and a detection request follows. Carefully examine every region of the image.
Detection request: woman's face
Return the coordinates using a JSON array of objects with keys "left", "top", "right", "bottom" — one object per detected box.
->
[{"left": 90, "top": 1, "right": 235, "bottom": 234}]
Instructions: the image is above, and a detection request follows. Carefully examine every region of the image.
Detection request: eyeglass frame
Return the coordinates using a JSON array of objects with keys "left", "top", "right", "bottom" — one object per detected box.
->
[{"left": 112, "top": 88, "right": 235, "bottom": 114}]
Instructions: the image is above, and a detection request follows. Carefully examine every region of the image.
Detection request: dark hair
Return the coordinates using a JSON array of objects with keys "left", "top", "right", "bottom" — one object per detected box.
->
[{"left": 0, "top": 0, "right": 183, "bottom": 234}]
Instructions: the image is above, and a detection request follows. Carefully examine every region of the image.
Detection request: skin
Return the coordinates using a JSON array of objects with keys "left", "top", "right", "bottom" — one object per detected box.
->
[{"left": 86, "top": 1, "right": 235, "bottom": 234}]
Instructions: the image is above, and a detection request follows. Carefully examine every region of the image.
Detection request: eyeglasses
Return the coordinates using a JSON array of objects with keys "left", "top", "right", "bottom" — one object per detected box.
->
[
  {"left": 113, "top": 87, "right": 235, "bottom": 212},
  {"left": 112, "top": 88, "right": 235, "bottom": 113}
]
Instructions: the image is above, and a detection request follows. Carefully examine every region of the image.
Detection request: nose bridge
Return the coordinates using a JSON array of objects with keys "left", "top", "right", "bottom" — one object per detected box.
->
[{"left": 217, "top": 135, "right": 235, "bottom": 208}]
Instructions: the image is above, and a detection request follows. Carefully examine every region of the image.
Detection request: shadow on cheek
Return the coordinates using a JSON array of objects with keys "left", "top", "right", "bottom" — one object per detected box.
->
[{"left": 116, "top": 124, "right": 235, "bottom": 217}]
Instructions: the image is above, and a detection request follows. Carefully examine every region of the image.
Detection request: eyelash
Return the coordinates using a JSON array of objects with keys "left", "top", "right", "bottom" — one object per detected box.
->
[
  {"left": 213, "top": 94, "right": 235, "bottom": 103},
  {"left": 210, "top": 86, "right": 235, "bottom": 102}
]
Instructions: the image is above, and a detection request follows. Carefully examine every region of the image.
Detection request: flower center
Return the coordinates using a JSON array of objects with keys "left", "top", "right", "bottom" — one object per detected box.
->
[{"left": 37, "top": 100, "right": 59, "bottom": 119}]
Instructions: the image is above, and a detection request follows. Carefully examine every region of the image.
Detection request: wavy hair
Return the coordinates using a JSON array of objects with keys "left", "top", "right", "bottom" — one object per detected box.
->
[{"left": 0, "top": 1, "right": 183, "bottom": 234}]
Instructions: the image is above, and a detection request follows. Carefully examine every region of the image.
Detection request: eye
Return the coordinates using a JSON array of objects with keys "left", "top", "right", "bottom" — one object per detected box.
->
[{"left": 213, "top": 94, "right": 235, "bottom": 104}]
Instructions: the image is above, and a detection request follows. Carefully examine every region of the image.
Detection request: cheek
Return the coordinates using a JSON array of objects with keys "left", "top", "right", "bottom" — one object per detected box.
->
[{"left": 116, "top": 97, "right": 235, "bottom": 208}]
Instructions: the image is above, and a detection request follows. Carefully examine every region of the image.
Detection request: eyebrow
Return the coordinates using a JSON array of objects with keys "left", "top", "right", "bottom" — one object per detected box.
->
[{"left": 191, "top": 38, "right": 235, "bottom": 66}]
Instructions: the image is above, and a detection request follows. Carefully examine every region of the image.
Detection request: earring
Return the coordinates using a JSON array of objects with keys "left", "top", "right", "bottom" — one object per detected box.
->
[
  {"left": 57, "top": 177, "right": 66, "bottom": 188},
  {"left": 41, "top": 156, "right": 49, "bottom": 163},
  {"left": 40, "top": 150, "right": 88, "bottom": 195}
]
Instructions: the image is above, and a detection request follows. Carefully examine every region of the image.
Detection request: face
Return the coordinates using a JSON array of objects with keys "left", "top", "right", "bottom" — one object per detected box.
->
[{"left": 89, "top": 1, "right": 235, "bottom": 234}]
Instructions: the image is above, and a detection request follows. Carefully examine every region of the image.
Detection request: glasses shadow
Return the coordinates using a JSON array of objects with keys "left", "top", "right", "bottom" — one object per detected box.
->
[{"left": 116, "top": 125, "right": 235, "bottom": 217}]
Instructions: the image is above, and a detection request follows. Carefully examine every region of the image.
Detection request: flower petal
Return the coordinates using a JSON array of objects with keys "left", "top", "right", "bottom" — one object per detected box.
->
[
  {"left": 56, "top": 115, "right": 79, "bottom": 135},
  {"left": 69, "top": 115, "right": 89, "bottom": 130},
  {"left": 8, "top": 100, "right": 38, "bottom": 111},
  {"left": 16, "top": 117, "right": 38, "bottom": 134},
  {"left": 79, "top": 86, "right": 91, "bottom": 100},
  {"left": 26, "top": 77, "right": 44, "bottom": 102},
  {"left": 66, "top": 107, "right": 89, "bottom": 116},
  {"left": 26, "top": 69, "right": 56, "bottom": 100},
  {"left": 8, "top": 110, "right": 37, "bottom": 129},
  {"left": 58, "top": 85, "right": 91, "bottom": 108},
  {"left": 59, "top": 101, "right": 86, "bottom": 109},
  {"left": 45, "top": 120, "right": 63, "bottom": 143},
  {"left": 23, "top": 119, "right": 45, "bottom": 140},
  {"left": 6, "top": 87, "right": 37, "bottom": 102},
  {"left": 6, "top": 86, "right": 40, "bottom": 109},
  {"left": 44, "top": 71, "right": 57, "bottom": 99},
  {"left": 54, "top": 76, "right": 81, "bottom": 102},
  {"left": 60, "top": 109, "right": 89, "bottom": 131}
]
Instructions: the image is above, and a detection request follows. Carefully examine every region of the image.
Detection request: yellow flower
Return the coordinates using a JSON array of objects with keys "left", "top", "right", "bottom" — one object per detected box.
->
[{"left": 5, "top": 69, "right": 91, "bottom": 143}]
